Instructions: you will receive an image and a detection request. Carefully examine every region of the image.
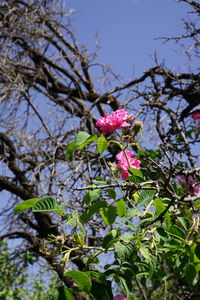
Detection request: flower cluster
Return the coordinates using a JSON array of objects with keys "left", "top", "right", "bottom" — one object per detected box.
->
[
  {"left": 178, "top": 175, "right": 200, "bottom": 196},
  {"left": 96, "top": 109, "right": 134, "bottom": 133},
  {"left": 96, "top": 110, "right": 141, "bottom": 180},
  {"left": 116, "top": 150, "right": 141, "bottom": 180}
]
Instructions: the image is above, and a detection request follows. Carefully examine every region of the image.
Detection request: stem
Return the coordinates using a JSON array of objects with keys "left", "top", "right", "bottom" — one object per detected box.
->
[
  {"left": 126, "top": 196, "right": 136, "bottom": 208},
  {"left": 109, "top": 140, "right": 123, "bottom": 149},
  {"left": 164, "top": 280, "right": 167, "bottom": 300},
  {"left": 135, "top": 277, "right": 148, "bottom": 300},
  {"left": 62, "top": 245, "right": 114, "bottom": 253}
]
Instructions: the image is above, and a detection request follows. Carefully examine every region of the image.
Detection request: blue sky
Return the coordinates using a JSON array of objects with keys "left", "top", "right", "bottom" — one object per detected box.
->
[
  {"left": 66, "top": 0, "right": 199, "bottom": 159},
  {"left": 67, "top": 0, "right": 192, "bottom": 80}
]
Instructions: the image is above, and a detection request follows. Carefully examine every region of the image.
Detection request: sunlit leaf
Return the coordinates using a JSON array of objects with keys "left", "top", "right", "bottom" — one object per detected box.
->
[
  {"left": 154, "top": 198, "right": 165, "bottom": 215},
  {"left": 32, "top": 196, "right": 64, "bottom": 213},
  {"left": 14, "top": 198, "right": 39, "bottom": 215},
  {"left": 61, "top": 251, "right": 71, "bottom": 265},
  {"left": 97, "top": 137, "right": 110, "bottom": 154},
  {"left": 139, "top": 246, "right": 150, "bottom": 259},
  {"left": 133, "top": 192, "right": 139, "bottom": 203},
  {"left": 76, "top": 131, "right": 91, "bottom": 145},
  {"left": 128, "top": 168, "right": 143, "bottom": 178},
  {"left": 83, "top": 188, "right": 102, "bottom": 205},
  {"left": 78, "top": 134, "right": 97, "bottom": 149},
  {"left": 116, "top": 199, "right": 126, "bottom": 217}
]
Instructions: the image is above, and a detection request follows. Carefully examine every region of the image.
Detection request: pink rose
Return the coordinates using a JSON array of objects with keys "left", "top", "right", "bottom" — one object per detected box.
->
[
  {"left": 178, "top": 175, "right": 200, "bottom": 196},
  {"left": 116, "top": 150, "right": 141, "bottom": 180},
  {"left": 113, "top": 294, "right": 127, "bottom": 300},
  {"left": 192, "top": 111, "right": 200, "bottom": 120},
  {"left": 96, "top": 109, "right": 134, "bottom": 133}
]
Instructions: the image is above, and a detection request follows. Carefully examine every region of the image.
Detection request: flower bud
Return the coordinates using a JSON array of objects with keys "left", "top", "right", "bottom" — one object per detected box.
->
[
  {"left": 132, "top": 121, "right": 143, "bottom": 136},
  {"left": 55, "top": 236, "right": 65, "bottom": 244}
]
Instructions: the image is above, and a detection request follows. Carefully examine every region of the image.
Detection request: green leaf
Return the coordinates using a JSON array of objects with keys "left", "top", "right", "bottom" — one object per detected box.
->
[
  {"left": 90, "top": 280, "right": 113, "bottom": 300},
  {"left": 194, "top": 199, "right": 200, "bottom": 212},
  {"left": 116, "top": 199, "right": 126, "bottom": 217},
  {"left": 57, "top": 286, "right": 74, "bottom": 300},
  {"left": 102, "top": 229, "right": 120, "bottom": 250},
  {"left": 125, "top": 208, "right": 142, "bottom": 219},
  {"left": 140, "top": 149, "right": 162, "bottom": 160},
  {"left": 94, "top": 176, "right": 107, "bottom": 184},
  {"left": 14, "top": 198, "right": 39, "bottom": 215},
  {"left": 139, "top": 246, "right": 150, "bottom": 259},
  {"left": 120, "top": 232, "right": 134, "bottom": 243},
  {"left": 83, "top": 189, "right": 102, "bottom": 205},
  {"left": 185, "top": 264, "right": 198, "bottom": 286},
  {"left": 120, "top": 276, "right": 130, "bottom": 300},
  {"left": 114, "top": 242, "right": 128, "bottom": 261},
  {"left": 156, "top": 227, "right": 169, "bottom": 240},
  {"left": 83, "top": 255, "right": 99, "bottom": 265},
  {"left": 85, "top": 271, "right": 106, "bottom": 281},
  {"left": 137, "top": 190, "right": 153, "bottom": 206},
  {"left": 76, "top": 131, "right": 91, "bottom": 145},
  {"left": 97, "top": 137, "right": 110, "bottom": 154},
  {"left": 164, "top": 212, "right": 171, "bottom": 231},
  {"left": 195, "top": 243, "right": 200, "bottom": 260},
  {"left": 154, "top": 198, "right": 165, "bottom": 215},
  {"left": 78, "top": 134, "right": 97, "bottom": 149},
  {"left": 114, "top": 240, "right": 136, "bottom": 261},
  {"left": 64, "top": 270, "right": 92, "bottom": 294},
  {"left": 107, "top": 188, "right": 116, "bottom": 200},
  {"left": 163, "top": 238, "right": 182, "bottom": 248},
  {"left": 100, "top": 206, "right": 117, "bottom": 225},
  {"left": 128, "top": 174, "right": 144, "bottom": 183},
  {"left": 66, "top": 141, "right": 77, "bottom": 159},
  {"left": 32, "top": 196, "right": 64, "bottom": 213},
  {"left": 177, "top": 217, "right": 191, "bottom": 231},
  {"left": 133, "top": 192, "right": 139, "bottom": 203},
  {"left": 80, "top": 201, "right": 107, "bottom": 223},
  {"left": 128, "top": 168, "right": 143, "bottom": 178},
  {"left": 124, "top": 221, "right": 137, "bottom": 231},
  {"left": 61, "top": 251, "right": 71, "bottom": 265},
  {"left": 167, "top": 225, "right": 185, "bottom": 240}
]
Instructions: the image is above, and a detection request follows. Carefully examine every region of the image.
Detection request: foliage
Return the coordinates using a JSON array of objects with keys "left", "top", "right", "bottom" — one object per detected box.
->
[{"left": 0, "top": 241, "right": 59, "bottom": 300}]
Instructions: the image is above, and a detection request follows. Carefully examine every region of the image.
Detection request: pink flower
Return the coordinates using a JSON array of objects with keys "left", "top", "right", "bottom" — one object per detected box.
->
[
  {"left": 96, "top": 109, "right": 134, "bottom": 133},
  {"left": 178, "top": 175, "right": 200, "bottom": 196},
  {"left": 116, "top": 150, "right": 141, "bottom": 180},
  {"left": 113, "top": 294, "right": 127, "bottom": 300},
  {"left": 192, "top": 110, "right": 200, "bottom": 120}
]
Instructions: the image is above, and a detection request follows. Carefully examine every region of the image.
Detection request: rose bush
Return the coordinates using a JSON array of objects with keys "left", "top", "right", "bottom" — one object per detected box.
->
[{"left": 14, "top": 109, "right": 200, "bottom": 299}]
